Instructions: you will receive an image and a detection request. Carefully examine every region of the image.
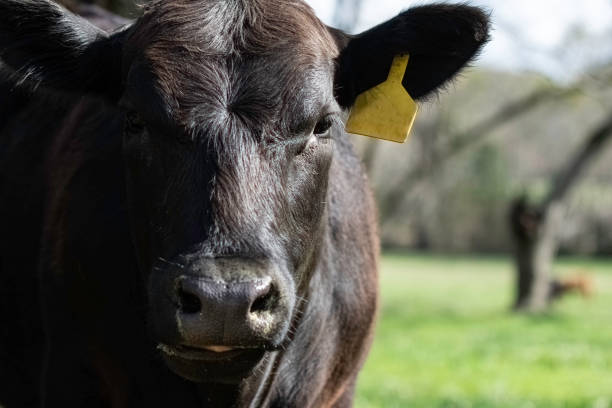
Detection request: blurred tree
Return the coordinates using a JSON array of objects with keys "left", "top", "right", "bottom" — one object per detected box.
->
[
  {"left": 375, "top": 82, "right": 581, "bottom": 227},
  {"left": 510, "top": 114, "right": 612, "bottom": 311},
  {"left": 501, "top": 18, "right": 612, "bottom": 311}
]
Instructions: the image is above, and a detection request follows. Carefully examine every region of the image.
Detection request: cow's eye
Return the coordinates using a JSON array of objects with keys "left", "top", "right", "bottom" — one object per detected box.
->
[
  {"left": 313, "top": 116, "right": 333, "bottom": 137},
  {"left": 125, "top": 111, "right": 146, "bottom": 134}
]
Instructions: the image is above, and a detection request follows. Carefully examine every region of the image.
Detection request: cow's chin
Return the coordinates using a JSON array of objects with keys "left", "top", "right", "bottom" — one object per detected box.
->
[{"left": 159, "top": 344, "right": 271, "bottom": 383}]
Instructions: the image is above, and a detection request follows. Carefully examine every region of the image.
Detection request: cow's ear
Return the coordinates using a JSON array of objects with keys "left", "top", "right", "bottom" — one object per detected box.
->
[
  {"left": 333, "top": 4, "right": 490, "bottom": 108},
  {"left": 0, "top": 0, "right": 125, "bottom": 100}
]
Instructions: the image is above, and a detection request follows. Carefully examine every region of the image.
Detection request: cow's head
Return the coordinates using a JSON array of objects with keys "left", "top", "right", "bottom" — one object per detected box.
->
[{"left": 0, "top": 0, "right": 489, "bottom": 383}]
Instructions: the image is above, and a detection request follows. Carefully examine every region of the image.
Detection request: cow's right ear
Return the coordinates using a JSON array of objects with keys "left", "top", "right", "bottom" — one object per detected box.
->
[
  {"left": 0, "top": 0, "right": 125, "bottom": 100},
  {"left": 332, "top": 4, "right": 490, "bottom": 109}
]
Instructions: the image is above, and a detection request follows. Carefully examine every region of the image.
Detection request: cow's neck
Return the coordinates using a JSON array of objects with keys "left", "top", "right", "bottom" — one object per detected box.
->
[{"left": 260, "top": 242, "right": 338, "bottom": 406}]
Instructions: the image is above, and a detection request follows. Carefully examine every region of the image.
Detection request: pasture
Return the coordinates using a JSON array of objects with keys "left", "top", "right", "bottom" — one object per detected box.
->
[{"left": 356, "top": 253, "right": 612, "bottom": 407}]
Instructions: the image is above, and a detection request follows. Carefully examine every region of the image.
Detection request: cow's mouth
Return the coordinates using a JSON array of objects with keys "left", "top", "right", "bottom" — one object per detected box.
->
[
  {"left": 158, "top": 343, "right": 268, "bottom": 383},
  {"left": 158, "top": 344, "right": 253, "bottom": 361}
]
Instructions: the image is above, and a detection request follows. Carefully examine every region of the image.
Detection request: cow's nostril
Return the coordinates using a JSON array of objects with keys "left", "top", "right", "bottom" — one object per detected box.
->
[
  {"left": 177, "top": 287, "right": 201, "bottom": 314},
  {"left": 250, "top": 283, "right": 277, "bottom": 314}
]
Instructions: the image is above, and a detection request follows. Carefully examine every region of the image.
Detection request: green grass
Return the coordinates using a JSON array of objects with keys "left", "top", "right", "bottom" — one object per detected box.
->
[{"left": 355, "top": 253, "right": 612, "bottom": 408}]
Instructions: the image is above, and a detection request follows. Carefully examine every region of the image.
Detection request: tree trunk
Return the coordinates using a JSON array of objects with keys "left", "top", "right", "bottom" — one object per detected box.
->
[
  {"left": 511, "top": 200, "right": 563, "bottom": 311},
  {"left": 510, "top": 114, "right": 612, "bottom": 312}
]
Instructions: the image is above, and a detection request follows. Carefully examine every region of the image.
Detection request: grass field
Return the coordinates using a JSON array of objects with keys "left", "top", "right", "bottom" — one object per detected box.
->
[{"left": 355, "top": 253, "right": 612, "bottom": 408}]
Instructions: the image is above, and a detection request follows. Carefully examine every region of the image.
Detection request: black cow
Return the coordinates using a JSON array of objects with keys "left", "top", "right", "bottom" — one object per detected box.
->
[{"left": 0, "top": 0, "right": 489, "bottom": 406}]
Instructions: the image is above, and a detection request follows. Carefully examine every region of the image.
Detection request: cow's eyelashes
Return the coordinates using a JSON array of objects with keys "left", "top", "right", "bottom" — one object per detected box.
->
[
  {"left": 313, "top": 116, "right": 333, "bottom": 137},
  {"left": 125, "top": 111, "right": 146, "bottom": 134}
]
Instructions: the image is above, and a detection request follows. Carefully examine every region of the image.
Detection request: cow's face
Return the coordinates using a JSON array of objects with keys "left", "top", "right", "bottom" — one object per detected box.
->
[
  {"left": 118, "top": 1, "right": 339, "bottom": 382},
  {"left": 0, "top": 0, "right": 489, "bottom": 384}
]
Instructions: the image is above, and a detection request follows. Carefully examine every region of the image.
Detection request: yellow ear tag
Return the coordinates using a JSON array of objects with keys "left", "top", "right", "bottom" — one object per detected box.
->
[{"left": 345, "top": 54, "right": 418, "bottom": 143}]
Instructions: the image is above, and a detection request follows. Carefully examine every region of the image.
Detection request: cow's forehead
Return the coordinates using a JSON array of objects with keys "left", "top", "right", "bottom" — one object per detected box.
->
[
  {"left": 128, "top": 0, "right": 337, "bottom": 59},
  {"left": 123, "top": 53, "right": 336, "bottom": 139},
  {"left": 124, "top": 0, "right": 338, "bottom": 131}
]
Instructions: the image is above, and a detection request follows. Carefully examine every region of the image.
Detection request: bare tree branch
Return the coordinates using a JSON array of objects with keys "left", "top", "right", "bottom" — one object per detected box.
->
[
  {"left": 543, "top": 114, "right": 612, "bottom": 209},
  {"left": 376, "top": 70, "right": 612, "bottom": 224}
]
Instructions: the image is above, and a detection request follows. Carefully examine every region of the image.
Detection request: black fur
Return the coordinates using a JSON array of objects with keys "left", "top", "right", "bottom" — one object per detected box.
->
[{"left": 0, "top": 0, "right": 125, "bottom": 97}]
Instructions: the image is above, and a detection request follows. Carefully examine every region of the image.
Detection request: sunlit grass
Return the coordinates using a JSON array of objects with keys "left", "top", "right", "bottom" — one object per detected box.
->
[{"left": 356, "top": 253, "right": 612, "bottom": 407}]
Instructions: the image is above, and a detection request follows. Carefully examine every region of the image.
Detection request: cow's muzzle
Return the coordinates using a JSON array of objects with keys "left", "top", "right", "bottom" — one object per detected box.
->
[
  {"left": 149, "top": 257, "right": 294, "bottom": 382},
  {"left": 174, "top": 275, "right": 280, "bottom": 344}
]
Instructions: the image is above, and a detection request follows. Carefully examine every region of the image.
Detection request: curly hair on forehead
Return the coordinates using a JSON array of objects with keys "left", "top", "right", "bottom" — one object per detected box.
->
[{"left": 128, "top": 0, "right": 337, "bottom": 58}]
